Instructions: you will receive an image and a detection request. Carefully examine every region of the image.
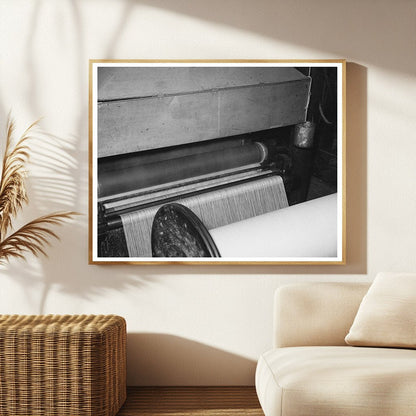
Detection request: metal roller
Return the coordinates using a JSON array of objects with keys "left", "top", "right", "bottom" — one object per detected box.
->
[
  {"left": 151, "top": 193, "right": 338, "bottom": 259},
  {"left": 98, "top": 141, "right": 267, "bottom": 198}
]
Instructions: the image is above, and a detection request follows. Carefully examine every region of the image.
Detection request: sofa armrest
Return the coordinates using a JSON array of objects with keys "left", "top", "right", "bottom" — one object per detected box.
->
[{"left": 273, "top": 282, "right": 370, "bottom": 348}]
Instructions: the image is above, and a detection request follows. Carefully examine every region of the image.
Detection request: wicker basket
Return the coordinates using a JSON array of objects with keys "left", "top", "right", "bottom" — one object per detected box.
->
[{"left": 0, "top": 314, "right": 126, "bottom": 416}]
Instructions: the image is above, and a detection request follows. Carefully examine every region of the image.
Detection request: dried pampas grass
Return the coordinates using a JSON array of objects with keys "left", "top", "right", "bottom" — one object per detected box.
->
[{"left": 0, "top": 116, "right": 77, "bottom": 264}]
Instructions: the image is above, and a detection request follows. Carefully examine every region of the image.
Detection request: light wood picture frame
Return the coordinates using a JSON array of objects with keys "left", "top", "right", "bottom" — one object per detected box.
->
[{"left": 89, "top": 60, "right": 346, "bottom": 265}]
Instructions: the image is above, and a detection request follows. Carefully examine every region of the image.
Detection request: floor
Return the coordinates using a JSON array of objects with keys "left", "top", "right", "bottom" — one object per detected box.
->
[{"left": 117, "top": 386, "right": 264, "bottom": 416}]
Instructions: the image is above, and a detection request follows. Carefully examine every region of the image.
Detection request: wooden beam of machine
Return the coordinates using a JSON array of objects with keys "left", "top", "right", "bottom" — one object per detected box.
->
[
  {"left": 98, "top": 66, "right": 308, "bottom": 102},
  {"left": 97, "top": 80, "right": 310, "bottom": 158}
]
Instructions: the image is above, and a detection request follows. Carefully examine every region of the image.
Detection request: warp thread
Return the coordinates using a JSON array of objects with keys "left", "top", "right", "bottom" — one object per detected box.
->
[{"left": 121, "top": 175, "right": 287, "bottom": 257}]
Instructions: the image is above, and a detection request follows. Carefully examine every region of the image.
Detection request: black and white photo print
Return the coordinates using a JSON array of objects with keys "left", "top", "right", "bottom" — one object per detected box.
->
[{"left": 89, "top": 61, "right": 345, "bottom": 264}]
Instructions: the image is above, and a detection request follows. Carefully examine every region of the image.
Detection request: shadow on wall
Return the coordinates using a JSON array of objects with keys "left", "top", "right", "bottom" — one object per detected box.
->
[
  {"left": 127, "top": 333, "right": 257, "bottom": 386},
  {"left": 0, "top": 125, "right": 153, "bottom": 313},
  {"left": 0, "top": 1, "right": 148, "bottom": 311},
  {"left": 0, "top": 1, "right": 370, "bottom": 301},
  {"left": 0, "top": 0, "right": 91, "bottom": 309},
  {"left": 133, "top": 0, "right": 413, "bottom": 76}
]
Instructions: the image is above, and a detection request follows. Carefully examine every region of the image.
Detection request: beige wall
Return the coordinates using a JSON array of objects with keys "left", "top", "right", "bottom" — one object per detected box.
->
[{"left": 0, "top": 0, "right": 415, "bottom": 385}]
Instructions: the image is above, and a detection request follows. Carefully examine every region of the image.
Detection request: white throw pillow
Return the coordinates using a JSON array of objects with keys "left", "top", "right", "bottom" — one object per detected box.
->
[{"left": 345, "top": 272, "right": 416, "bottom": 348}]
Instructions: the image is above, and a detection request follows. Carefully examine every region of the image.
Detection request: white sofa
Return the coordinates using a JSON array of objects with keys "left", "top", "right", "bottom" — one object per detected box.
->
[{"left": 255, "top": 282, "right": 416, "bottom": 416}]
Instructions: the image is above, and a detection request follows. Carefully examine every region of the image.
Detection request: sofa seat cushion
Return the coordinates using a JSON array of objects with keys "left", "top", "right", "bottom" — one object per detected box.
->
[{"left": 256, "top": 346, "right": 416, "bottom": 416}]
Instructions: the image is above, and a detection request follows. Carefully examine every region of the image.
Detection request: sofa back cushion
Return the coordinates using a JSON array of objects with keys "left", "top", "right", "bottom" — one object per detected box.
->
[
  {"left": 274, "top": 282, "right": 370, "bottom": 348},
  {"left": 345, "top": 272, "right": 416, "bottom": 348}
]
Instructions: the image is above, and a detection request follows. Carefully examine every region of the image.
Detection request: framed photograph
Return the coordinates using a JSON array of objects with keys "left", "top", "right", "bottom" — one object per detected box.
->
[{"left": 89, "top": 60, "right": 345, "bottom": 265}]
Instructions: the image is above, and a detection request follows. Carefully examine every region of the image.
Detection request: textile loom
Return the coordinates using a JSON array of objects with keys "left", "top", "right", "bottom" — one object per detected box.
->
[{"left": 97, "top": 66, "right": 337, "bottom": 258}]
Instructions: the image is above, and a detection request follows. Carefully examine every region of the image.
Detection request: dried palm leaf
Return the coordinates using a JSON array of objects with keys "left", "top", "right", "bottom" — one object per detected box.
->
[
  {"left": 0, "top": 212, "right": 78, "bottom": 264},
  {"left": 0, "top": 117, "right": 38, "bottom": 238},
  {"left": 0, "top": 115, "right": 79, "bottom": 264}
]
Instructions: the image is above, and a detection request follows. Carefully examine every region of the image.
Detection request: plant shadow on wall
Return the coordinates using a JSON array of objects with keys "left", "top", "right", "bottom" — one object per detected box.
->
[
  {"left": 0, "top": 118, "right": 150, "bottom": 314},
  {"left": 134, "top": 0, "right": 412, "bottom": 76},
  {"left": 0, "top": 1, "right": 154, "bottom": 313}
]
